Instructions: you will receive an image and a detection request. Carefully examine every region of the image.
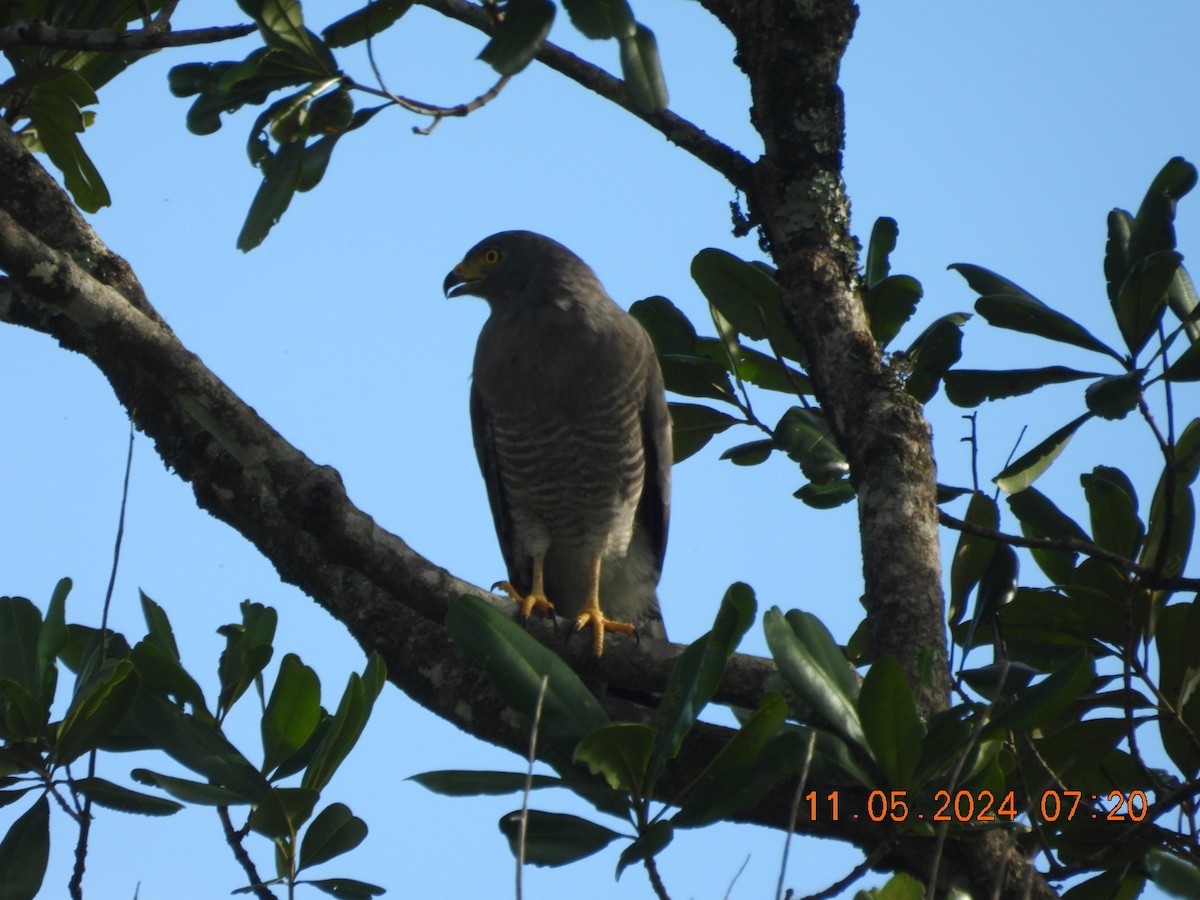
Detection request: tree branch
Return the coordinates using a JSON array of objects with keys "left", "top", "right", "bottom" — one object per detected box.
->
[
  {"left": 0, "top": 20, "right": 256, "bottom": 52},
  {"left": 414, "top": 0, "right": 756, "bottom": 193}
]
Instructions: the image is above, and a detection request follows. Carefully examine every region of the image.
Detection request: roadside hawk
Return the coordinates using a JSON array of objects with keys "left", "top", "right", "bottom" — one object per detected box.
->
[{"left": 443, "top": 231, "right": 671, "bottom": 656}]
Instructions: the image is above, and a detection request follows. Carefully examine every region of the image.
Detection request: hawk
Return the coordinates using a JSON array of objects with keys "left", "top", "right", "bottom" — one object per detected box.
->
[{"left": 443, "top": 231, "right": 671, "bottom": 656}]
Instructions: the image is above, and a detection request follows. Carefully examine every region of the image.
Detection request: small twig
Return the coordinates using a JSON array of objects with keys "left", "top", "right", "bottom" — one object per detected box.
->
[
  {"left": 962, "top": 413, "right": 980, "bottom": 492},
  {"left": 516, "top": 675, "right": 549, "bottom": 900},
  {"left": 219, "top": 806, "right": 278, "bottom": 900},
  {"left": 69, "top": 418, "right": 135, "bottom": 900},
  {"left": 0, "top": 20, "right": 256, "bottom": 51},
  {"left": 722, "top": 856, "right": 751, "bottom": 900},
  {"left": 937, "top": 510, "right": 1200, "bottom": 591},
  {"left": 776, "top": 731, "right": 814, "bottom": 900}
]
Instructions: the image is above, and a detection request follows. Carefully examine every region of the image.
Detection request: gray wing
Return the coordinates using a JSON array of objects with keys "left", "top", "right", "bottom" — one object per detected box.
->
[
  {"left": 469, "top": 383, "right": 529, "bottom": 594},
  {"left": 637, "top": 355, "right": 671, "bottom": 579}
]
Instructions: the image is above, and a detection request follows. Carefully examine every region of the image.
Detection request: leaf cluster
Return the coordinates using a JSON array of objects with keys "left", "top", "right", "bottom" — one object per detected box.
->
[{"left": 0, "top": 581, "right": 385, "bottom": 899}]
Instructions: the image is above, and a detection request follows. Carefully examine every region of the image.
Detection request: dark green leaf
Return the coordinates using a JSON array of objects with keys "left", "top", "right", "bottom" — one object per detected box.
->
[
  {"left": 36, "top": 579, "right": 69, "bottom": 709},
  {"left": 615, "top": 819, "right": 672, "bottom": 879},
  {"left": 1006, "top": 487, "right": 1088, "bottom": 584},
  {"left": 446, "top": 594, "right": 607, "bottom": 766},
  {"left": 720, "top": 439, "right": 773, "bottom": 466},
  {"left": 498, "top": 810, "right": 621, "bottom": 867},
  {"left": 72, "top": 777, "right": 182, "bottom": 816},
  {"left": 217, "top": 601, "right": 277, "bottom": 714},
  {"left": 718, "top": 343, "right": 813, "bottom": 395},
  {"left": 238, "top": 0, "right": 338, "bottom": 72},
  {"left": 574, "top": 723, "right": 653, "bottom": 794},
  {"left": 478, "top": 0, "right": 555, "bottom": 75},
  {"left": 22, "top": 69, "right": 109, "bottom": 212},
  {"left": 993, "top": 413, "right": 1093, "bottom": 493},
  {"left": 139, "top": 590, "right": 180, "bottom": 661},
  {"left": 248, "top": 786, "right": 320, "bottom": 839},
  {"left": 618, "top": 25, "right": 668, "bottom": 113},
  {"left": 301, "top": 878, "right": 385, "bottom": 898},
  {"left": 948, "top": 492, "right": 999, "bottom": 626},
  {"left": 1167, "top": 263, "right": 1200, "bottom": 343},
  {"left": 658, "top": 354, "right": 735, "bottom": 402},
  {"left": 1163, "top": 303, "right": 1200, "bottom": 380},
  {"left": 962, "top": 544, "right": 1017, "bottom": 652},
  {"left": 129, "top": 640, "right": 210, "bottom": 717},
  {"left": 0, "top": 796, "right": 49, "bottom": 900},
  {"left": 630, "top": 296, "right": 697, "bottom": 357},
  {"left": 763, "top": 608, "right": 865, "bottom": 750},
  {"left": 793, "top": 479, "right": 856, "bottom": 509},
  {"left": 237, "top": 138, "right": 305, "bottom": 251},
  {"left": 1105, "top": 209, "right": 1133, "bottom": 305},
  {"left": 1127, "top": 157, "right": 1197, "bottom": 266},
  {"left": 668, "top": 403, "right": 739, "bottom": 463},
  {"left": 299, "top": 803, "right": 368, "bottom": 871},
  {"left": 864, "top": 274, "right": 922, "bottom": 348},
  {"left": 262, "top": 653, "right": 321, "bottom": 775},
  {"left": 944, "top": 366, "right": 1102, "bottom": 407},
  {"left": 647, "top": 583, "right": 755, "bottom": 784},
  {"left": 773, "top": 407, "right": 847, "bottom": 483},
  {"left": 1084, "top": 370, "right": 1145, "bottom": 420},
  {"left": 903, "top": 313, "right": 969, "bottom": 402},
  {"left": 1081, "top": 466, "right": 1142, "bottom": 559},
  {"left": 987, "top": 651, "right": 1094, "bottom": 734},
  {"left": 1147, "top": 849, "right": 1200, "bottom": 898},
  {"left": 691, "top": 249, "right": 805, "bottom": 363},
  {"left": 1156, "top": 601, "right": 1200, "bottom": 776},
  {"left": 300, "top": 654, "right": 383, "bottom": 793},
  {"left": 131, "top": 769, "right": 248, "bottom": 806},
  {"left": 1140, "top": 419, "right": 1200, "bottom": 586},
  {"left": 322, "top": 0, "right": 415, "bottom": 47},
  {"left": 858, "top": 655, "right": 924, "bottom": 788},
  {"left": 973, "top": 293, "right": 1121, "bottom": 360},
  {"left": 959, "top": 661, "right": 1038, "bottom": 700},
  {"left": 53, "top": 659, "right": 139, "bottom": 765},
  {"left": 407, "top": 770, "right": 561, "bottom": 796},
  {"left": 0, "top": 597, "right": 43, "bottom": 698},
  {"left": 1114, "top": 250, "right": 1180, "bottom": 356},
  {"left": 864, "top": 216, "right": 898, "bottom": 286},
  {"left": 561, "top": 0, "right": 635, "bottom": 39}
]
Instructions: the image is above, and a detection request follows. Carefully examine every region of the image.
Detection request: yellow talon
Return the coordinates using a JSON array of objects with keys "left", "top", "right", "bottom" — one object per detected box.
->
[
  {"left": 574, "top": 606, "right": 636, "bottom": 657},
  {"left": 495, "top": 580, "right": 555, "bottom": 619}
]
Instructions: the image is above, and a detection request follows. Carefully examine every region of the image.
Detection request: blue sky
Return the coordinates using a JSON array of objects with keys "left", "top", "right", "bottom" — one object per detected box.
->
[{"left": 2, "top": 2, "right": 1197, "bottom": 898}]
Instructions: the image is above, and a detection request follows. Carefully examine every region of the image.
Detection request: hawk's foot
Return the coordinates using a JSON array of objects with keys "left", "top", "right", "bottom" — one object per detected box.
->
[
  {"left": 573, "top": 605, "right": 636, "bottom": 658},
  {"left": 493, "top": 581, "right": 556, "bottom": 620}
]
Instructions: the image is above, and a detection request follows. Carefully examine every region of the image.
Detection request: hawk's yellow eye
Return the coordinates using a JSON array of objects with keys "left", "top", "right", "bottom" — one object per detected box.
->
[{"left": 482, "top": 248, "right": 502, "bottom": 265}]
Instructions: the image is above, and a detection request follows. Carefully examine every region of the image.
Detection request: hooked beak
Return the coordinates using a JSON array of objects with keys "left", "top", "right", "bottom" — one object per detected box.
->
[{"left": 443, "top": 260, "right": 482, "bottom": 298}]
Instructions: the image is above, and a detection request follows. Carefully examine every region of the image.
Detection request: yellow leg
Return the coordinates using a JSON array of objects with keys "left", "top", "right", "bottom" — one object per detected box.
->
[
  {"left": 573, "top": 553, "right": 635, "bottom": 657},
  {"left": 495, "top": 553, "right": 555, "bottom": 619}
]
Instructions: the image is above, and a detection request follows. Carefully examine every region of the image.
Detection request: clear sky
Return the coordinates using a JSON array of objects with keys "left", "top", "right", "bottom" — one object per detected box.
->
[{"left": 2, "top": 2, "right": 1196, "bottom": 898}]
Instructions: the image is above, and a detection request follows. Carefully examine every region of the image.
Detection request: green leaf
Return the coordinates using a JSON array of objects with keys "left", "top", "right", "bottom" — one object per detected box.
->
[
  {"left": 53, "top": 659, "right": 139, "bottom": 765},
  {"left": 1006, "top": 487, "right": 1089, "bottom": 584},
  {"left": 238, "top": 136, "right": 306, "bottom": 251},
  {"left": 561, "top": 0, "right": 635, "bottom": 39},
  {"left": 864, "top": 274, "right": 922, "bottom": 348},
  {"left": 1127, "top": 157, "right": 1197, "bottom": 266},
  {"left": 948, "top": 492, "right": 999, "bottom": 626},
  {"left": 794, "top": 478, "right": 856, "bottom": 508},
  {"left": 763, "top": 608, "right": 865, "bottom": 750},
  {"left": 262, "top": 653, "right": 321, "bottom": 775},
  {"left": 615, "top": 819, "right": 672, "bottom": 879},
  {"left": 1147, "top": 850, "right": 1200, "bottom": 898},
  {"left": 858, "top": 655, "right": 924, "bottom": 788},
  {"left": 299, "top": 803, "right": 368, "bottom": 871},
  {"left": 248, "top": 786, "right": 319, "bottom": 839},
  {"left": 667, "top": 403, "right": 739, "bottom": 463},
  {"left": 951, "top": 263, "right": 1121, "bottom": 360},
  {"left": 959, "top": 661, "right": 1038, "bottom": 700},
  {"left": 407, "top": 770, "right": 561, "bottom": 796},
  {"left": 1114, "top": 250, "right": 1181, "bottom": 356},
  {"left": 322, "top": 0, "right": 415, "bottom": 47},
  {"left": 1084, "top": 370, "right": 1145, "bottom": 420},
  {"left": 72, "top": 777, "right": 183, "bottom": 816},
  {"left": 238, "top": 0, "right": 338, "bottom": 72},
  {"left": 618, "top": 24, "right": 668, "bottom": 113},
  {"left": 217, "top": 601, "right": 277, "bottom": 715},
  {"left": 301, "top": 654, "right": 384, "bottom": 793},
  {"left": 1163, "top": 308, "right": 1200, "bottom": 380},
  {"left": 131, "top": 769, "right": 248, "bottom": 806},
  {"left": 0, "top": 597, "right": 44, "bottom": 699},
  {"left": 1140, "top": 419, "right": 1200, "bottom": 586},
  {"left": 1081, "top": 466, "right": 1142, "bottom": 559},
  {"left": 478, "top": 0, "right": 555, "bottom": 76},
  {"left": 658, "top": 354, "right": 735, "bottom": 402},
  {"left": 987, "top": 650, "right": 1094, "bottom": 734},
  {"left": 0, "top": 796, "right": 49, "bottom": 900},
  {"left": 864, "top": 216, "right": 898, "bottom": 286},
  {"left": 944, "top": 366, "right": 1103, "bottom": 407},
  {"left": 715, "top": 343, "right": 813, "bottom": 395},
  {"left": 630, "top": 295, "right": 697, "bottom": 356},
  {"left": 498, "top": 810, "right": 622, "bottom": 866},
  {"left": 1156, "top": 601, "right": 1200, "bottom": 776},
  {"left": 773, "top": 407, "right": 847, "bottom": 483},
  {"left": 446, "top": 594, "right": 607, "bottom": 765},
  {"left": 574, "top": 723, "right": 654, "bottom": 794},
  {"left": 993, "top": 413, "right": 1092, "bottom": 493},
  {"left": 300, "top": 878, "right": 385, "bottom": 898},
  {"left": 962, "top": 543, "right": 1017, "bottom": 652},
  {"left": 1105, "top": 208, "right": 1134, "bottom": 305},
  {"left": 691, "top": 249, "right": 805, "bottom": 363},
  {"left": 720, "top": 439, "right": 774, "bottom": 466},
  {"left": 1167, "top": 263, "right": 1200, "bottom": 343},
  {"left": 129, "top": 640, "right": 210, "bottom": 717},
  {"left": 647, "top": 583, "right": 755, "bottom": 784},
  {"left": 903, "top": 313, "right": 969, "bottom": 402},
  {"left": 139, "top": 590, "right": 180, "bottom": 662},
  {"left": 22, "top": 69, "right": 110, "bottom": 212},
  {"left": 36, "top": 579, "right": 69, "bottom": 708}
]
